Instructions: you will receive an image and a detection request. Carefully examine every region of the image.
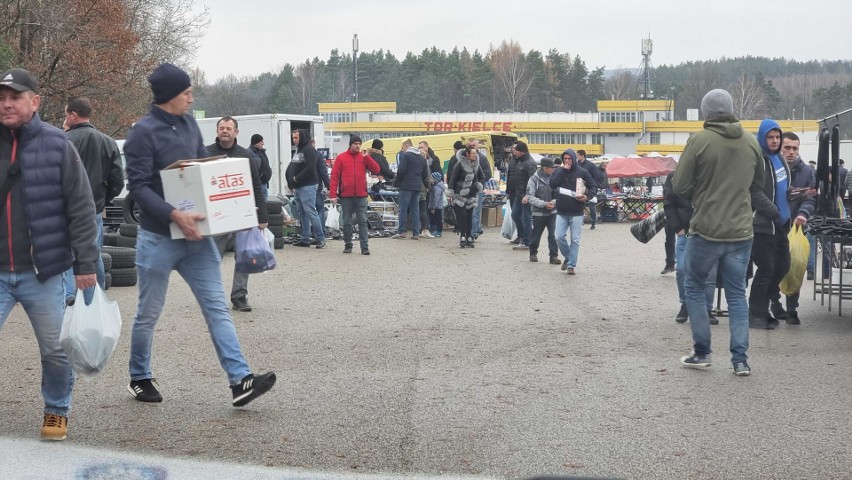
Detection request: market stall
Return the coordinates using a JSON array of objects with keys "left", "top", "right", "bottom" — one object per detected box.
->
[{"left": 603, "top": 155, "right": 677, "bottom": 220}]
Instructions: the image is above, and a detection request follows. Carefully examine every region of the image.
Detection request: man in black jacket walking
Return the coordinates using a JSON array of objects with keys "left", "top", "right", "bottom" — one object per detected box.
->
[
  {"left": 506, "top": 141, "right": 536, "bottom": 249},
  {"left": 207, "top": 116, "right": 268, "bottom": 312},
  {"left": 62, "top": 96, "right": 124, "bottom": 303}
]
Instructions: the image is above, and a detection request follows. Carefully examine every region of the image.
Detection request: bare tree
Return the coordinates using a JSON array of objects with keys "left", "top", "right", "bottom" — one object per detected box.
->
[
  {"left": 290, "top": 59, "right": 321, "bottom": 114},
  {"left": 605, "top": 71, "right": 634, "bottom": 100},
  {"left": 730, "top": 73, "right": 766, "bottom": 119},
  {"left": 489, "top": 40, "right": 533, "bottom": 112}
]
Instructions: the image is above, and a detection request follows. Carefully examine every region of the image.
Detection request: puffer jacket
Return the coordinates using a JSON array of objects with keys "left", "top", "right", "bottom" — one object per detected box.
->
[{"left": 329, "top": 149, "right": 381, "bottom": 198}]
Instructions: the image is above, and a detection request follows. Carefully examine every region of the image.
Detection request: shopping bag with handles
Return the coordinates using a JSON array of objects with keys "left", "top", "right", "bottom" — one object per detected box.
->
[{"left": 60, "top": 285, "right": 122, "bottom": 380}]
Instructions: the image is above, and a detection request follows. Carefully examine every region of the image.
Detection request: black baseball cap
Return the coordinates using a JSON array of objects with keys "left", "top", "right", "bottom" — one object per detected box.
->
[{"left": 0, "top": 68, "right": 38, "bottom": 93}]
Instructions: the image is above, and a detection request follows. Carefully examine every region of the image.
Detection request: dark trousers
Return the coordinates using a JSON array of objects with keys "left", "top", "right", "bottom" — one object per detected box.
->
[
  {"left": 529, "top": 214, "right": 558, "bottom": 258},
  {"left": 749, "top": 229, "right": 791, "bottom": 318},
  {"left": 453, "top": 205, "right": 474, "bottom": 238},
  {"left": 664, "top": 225, "right": 676, "bottom": 267},
  {"left": 428, "top": 208, "right": 443, "bottom": 233}
]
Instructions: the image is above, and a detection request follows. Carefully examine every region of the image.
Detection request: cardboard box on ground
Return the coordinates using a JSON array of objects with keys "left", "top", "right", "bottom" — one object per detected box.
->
[{"left": 160, "top": 156, "right": 258, "bottom": 239}]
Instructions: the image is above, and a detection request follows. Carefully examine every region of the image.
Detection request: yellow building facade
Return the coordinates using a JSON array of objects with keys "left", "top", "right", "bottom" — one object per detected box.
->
[{"left": 319, "top": 100, "right": 819, "bottom": 158}]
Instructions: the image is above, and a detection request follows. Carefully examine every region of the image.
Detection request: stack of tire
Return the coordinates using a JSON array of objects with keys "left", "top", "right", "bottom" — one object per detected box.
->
[
  {"left": 265, "top": 196, "right": 286, "bottom": 249},
  {"left": 102, "top": 245, "right": 137, "bottom": 287},
  {"left": 102, "top": 196, "right": 139, "bottom": 287}
]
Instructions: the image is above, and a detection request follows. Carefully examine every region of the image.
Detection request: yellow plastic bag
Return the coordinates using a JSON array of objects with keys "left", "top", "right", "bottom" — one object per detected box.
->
[{"left": 780, "top": 224, "right": 810, "bottom": 295}]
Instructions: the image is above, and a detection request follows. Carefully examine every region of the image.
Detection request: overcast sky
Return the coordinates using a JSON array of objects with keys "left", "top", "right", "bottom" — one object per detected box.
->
[{"left": 193, "top": 0, "right": 852, "bottom": 83}]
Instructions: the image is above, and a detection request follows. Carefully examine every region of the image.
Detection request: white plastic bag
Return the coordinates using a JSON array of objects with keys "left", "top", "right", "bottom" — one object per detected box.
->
[
  {"left": 326, "top": 204, "right": 340, "bottom": 229},
  {"left": 60, "top": 286, "right": 122, "bottom": 380},
  {"left": 501, "top": 198, "right": 515, "bottom": 239},
  {"left": 264, "top": 227, "right": 275, "bottom": 249}
]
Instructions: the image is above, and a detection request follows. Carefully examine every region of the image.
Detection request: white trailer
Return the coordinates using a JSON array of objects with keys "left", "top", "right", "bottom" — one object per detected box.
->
[{"left": 195, "top": 113, "right": 325, "bottom": 197}]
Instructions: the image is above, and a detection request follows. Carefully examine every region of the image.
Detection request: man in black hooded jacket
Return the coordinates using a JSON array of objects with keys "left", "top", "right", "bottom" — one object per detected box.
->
[{"left": 286, "top": 129, "right": 325, "bottom": 248}]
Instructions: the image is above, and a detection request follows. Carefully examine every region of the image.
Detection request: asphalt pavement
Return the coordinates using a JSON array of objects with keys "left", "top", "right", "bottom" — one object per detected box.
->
[{"left": 1, "top": 222, "right": 851, "bottom": 480}]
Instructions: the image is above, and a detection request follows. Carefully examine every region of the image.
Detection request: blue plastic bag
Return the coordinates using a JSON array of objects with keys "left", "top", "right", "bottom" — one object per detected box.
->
[{"left": 235, "top": 227, "right": 277, "bottom": 274}]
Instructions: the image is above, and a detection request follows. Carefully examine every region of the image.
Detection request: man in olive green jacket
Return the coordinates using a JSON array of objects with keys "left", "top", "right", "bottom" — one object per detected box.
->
[{"left": 672, "top": 88, "right": 765, "bottom": 377}]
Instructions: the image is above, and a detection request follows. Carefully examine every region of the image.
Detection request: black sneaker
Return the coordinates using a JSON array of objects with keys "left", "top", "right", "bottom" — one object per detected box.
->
[
  {"left": 786, "top": 310, "right": 801, "bottom": 325},
  {"left": 749, "top": 315, "right": 775, "bottom": 330},
  {"left": 590, "top": 224, "right": 596, "bottom": 230},
  {"left": 361, "top": 248, "right": 370, "bottom": 255},
  {"left": 549, "top": 257, "right": 561, "bottom": 265},
  {"left": 767, "top": 314, "right": 779, "bottom": 327},
  {"left": 315, "top": 241, "right": 327, "bottom": 249},
  {"left": 509, "top": 237, "right": 521, "bottom": 245},
  {"left": 231, "top": 372, "right": 276, "bottom": 407},
  {"left": 680, "top": 353, "right": 711, "bottom": 369},
  {"left": 293, "top": 241, "right": 311, "bottom": 247},
  {"left": 660, "top": 265, "right": 676, "bottom": 275},
  {"left": 733, "top": 362, "right": 751, "bottom": 376},
  {"left": 128, "top": 379, "right": 163, "bottom": 402},
  {"left": 529, "top": 255, "right": 538, "bottom": 262},
  {"left": 806, "top": 271, "right": 815, "bottom": 281},
  {"left": 232, "top": 297, "right": 252, "bottom": 312},
  {"left": 708, "top": 309, "right": 719, "bottom": 326},
  {"left": 770, "top": 301, "right": 786, "bottom": 321},
  {"left": 343, "top": 245, "right": 352, "bottom": 254},
  {"left": 676, "top": 304, "right": 688, "bottom": 323}
]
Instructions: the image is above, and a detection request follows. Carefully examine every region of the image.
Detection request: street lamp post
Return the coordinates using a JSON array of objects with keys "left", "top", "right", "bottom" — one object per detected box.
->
[{"left": 352, "top": 33, "right": 359, "bottom": 103}]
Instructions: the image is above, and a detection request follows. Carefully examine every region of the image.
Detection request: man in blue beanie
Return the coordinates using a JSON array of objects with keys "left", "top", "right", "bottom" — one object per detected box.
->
[{"left": 123, "top": 63, "right": 276, "bottom": 407}]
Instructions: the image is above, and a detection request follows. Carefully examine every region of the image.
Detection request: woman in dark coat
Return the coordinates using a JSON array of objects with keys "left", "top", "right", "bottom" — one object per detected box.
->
[{"left": 448, "top": 146, "right": 485, "bottom": 248}]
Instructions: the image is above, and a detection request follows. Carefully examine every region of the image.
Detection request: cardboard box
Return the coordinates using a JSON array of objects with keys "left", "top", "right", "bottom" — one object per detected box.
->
[
  {"left": 161, "top": 156, "right": 258, "bottom": 239},
  {"left": 496, "top": 205, "right": 504, "bottom": 226},
  {"left": 483, "top": 206, "right": 498, "bottom": 227}
]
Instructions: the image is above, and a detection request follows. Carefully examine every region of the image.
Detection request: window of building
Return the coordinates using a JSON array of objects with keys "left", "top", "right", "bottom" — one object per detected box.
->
[
  {"left": 650, "top": 132, "right": 660, "bottom": 145},
  {"left": 526, "top": 133, "right": 547, "bottom": 144},
  {"left": 591, "top": 134, "right": 604, "bottom": 145}
]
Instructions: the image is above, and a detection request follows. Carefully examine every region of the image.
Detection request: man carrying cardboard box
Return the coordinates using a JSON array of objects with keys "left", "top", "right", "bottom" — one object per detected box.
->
[{"left": 123, "top": 63, "right": 276, "bottom": 407}]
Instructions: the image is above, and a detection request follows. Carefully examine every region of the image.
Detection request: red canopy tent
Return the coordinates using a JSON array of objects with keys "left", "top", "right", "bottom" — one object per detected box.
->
[{"left": 605, "top": 156, "right": 677, "bottom": 178}]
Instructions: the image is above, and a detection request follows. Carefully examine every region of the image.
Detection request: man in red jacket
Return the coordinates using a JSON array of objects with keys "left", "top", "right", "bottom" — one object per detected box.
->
[{"left": 330, "top": 135, "right": 381, "bottom": 255}]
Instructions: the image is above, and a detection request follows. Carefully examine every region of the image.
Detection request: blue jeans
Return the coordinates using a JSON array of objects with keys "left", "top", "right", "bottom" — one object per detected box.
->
[
  {"left": 62, "top": 214, "right": 104, "bottom": 304},
  {"left": 683, "top": 235, "right": 751, "bottom": 364},
  {"left": 129, "top": 229, "right": 251, "bottom": 385},
  {"left": 675, "top": 235, "right": 717, "bottom": 308},
  {"left": 0, "top": 271, "right": 72, "bottom": 416},
  {"left": 261, "top": 185, "right": 269, "bottom": 202},
  {"left": 340, "top": 196, "right": 369, "bottom": 250},
  {"left": 555, "top": 214, "right": 583, "bottom": 268},
  {"left": 316, "top": 188, "right": 327, "bottom": 226},
  {"left": 510, "top": 195, "right": 532, "bottom": 245},
  {"left": 471, "top": 192, "right": 485, "bottom": 236},
  {"left": 397, "top": 189, "right": 421, "bottom": 235},
  {"left": 294, "top": 185, "right": 325, "bottom": 243}
]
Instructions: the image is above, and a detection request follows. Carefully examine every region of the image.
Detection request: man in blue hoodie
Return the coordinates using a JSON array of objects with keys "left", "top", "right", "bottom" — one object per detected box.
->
[
  {"left": 124, "top": 63, "right": 276, "bottom": 407},
  {"left": 748, "top": 119, "right": 791, "bottom": 330}
]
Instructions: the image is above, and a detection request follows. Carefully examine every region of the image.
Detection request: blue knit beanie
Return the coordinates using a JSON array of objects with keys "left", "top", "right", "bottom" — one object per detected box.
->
[
  {"left": 431, "top": 171, "right": 443, "bottom": 182},
  {"left": 149, "top": 63, "right": 191, "bottom": 105}
]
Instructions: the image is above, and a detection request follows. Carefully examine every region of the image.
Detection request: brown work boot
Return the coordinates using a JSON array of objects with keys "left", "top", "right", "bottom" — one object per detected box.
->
[{"left": 41, "top": 413, "right": 67, "bottom": 441}]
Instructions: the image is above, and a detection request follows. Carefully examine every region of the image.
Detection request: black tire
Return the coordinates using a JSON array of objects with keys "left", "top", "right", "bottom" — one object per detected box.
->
[
  {"left": 119, "top": 223, "right": 138, "bottom": 237},
  {"left": 115, "top": 234, "right": 137, "bottom": 248},
  {"left": 101, "top": 252, "right": 112, "bottom": 272},
  {"left": 111, "top": 267, "right": 138, "bottom": 287},
  {"left": 268, "top": 225, "right": 285, "bottom": 238},
  {"left": 273, "top": 237, "right": 285, "bottom": 249},
  {"left": 122, "top": 193, "right": 142, "bottom": 225},
  {"left": 102, "top": 246, "right": 136, "bottom": 269},
  {"left": 265, "top": 198, "right": 283, "bottom": 215},
  {"left": 267, "top": 213, "right": 284, "bottom": 226},
  {"left": 103, "top": 233, "right": 119, "bottom": 247},
  {"left": 104, "top": 272, "right": 112, "bottom": 290}
]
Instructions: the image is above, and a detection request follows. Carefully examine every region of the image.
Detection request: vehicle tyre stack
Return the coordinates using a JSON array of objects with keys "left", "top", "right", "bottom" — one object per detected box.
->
[
  {"left": 101, "top": 251, "right": 112, "bottom": 290},
  {"left": 266, "top": 197, "right": 286, "bottom": 249},
  {"left": 103, "top": 246, "right": 137, "bottom": 287},
  {"left": 115, "top": 223, "right": 138, "bottom": 248}
]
